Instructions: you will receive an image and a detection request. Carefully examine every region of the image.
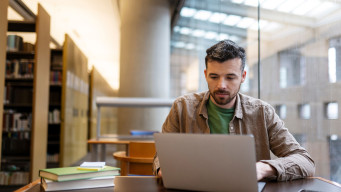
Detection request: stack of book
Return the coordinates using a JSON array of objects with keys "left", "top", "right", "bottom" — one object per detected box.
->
[{"left": 39, "top": 162, "right": 120, "bottom": 191}]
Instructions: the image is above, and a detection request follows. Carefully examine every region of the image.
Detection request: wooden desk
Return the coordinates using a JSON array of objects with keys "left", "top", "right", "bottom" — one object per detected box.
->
[
  {"left": 87, "top": 135, "right": 154, "bottom": 161},
  {"left": 16, "top": 177, "right": 341, "bottom": 192}
]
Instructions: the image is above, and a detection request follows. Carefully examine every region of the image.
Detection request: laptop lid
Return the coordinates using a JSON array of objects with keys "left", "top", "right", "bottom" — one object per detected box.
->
[{"left": 154, "top": 133, "right": 259, "bottom": 192}]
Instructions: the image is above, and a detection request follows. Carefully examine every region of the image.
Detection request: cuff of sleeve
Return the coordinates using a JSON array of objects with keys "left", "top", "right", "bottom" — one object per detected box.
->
[
  {"left": 260, "top": 160, "right": 280, "bottom": 181},
  {"left": 153, "top": 154, "right": 160, "bottom": 176}
]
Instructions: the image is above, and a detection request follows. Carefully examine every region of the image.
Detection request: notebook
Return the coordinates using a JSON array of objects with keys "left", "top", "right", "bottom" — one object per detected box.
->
[{"left": 154, "top": 133, "right": 265, "bottom": 192}]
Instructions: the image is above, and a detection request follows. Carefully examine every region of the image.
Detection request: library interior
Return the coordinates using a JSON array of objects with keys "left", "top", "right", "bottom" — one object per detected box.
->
[{"left": 1, "top": 0, "right": 341, "bottom": 191}]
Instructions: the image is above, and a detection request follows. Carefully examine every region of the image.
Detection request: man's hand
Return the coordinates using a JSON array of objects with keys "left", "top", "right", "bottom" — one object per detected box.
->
[
  {"left": 256, "top": 162, "right": 277, "bottom": 181},
  {"left": 157, "top": 169, "right": 162, "bottom": 177}
]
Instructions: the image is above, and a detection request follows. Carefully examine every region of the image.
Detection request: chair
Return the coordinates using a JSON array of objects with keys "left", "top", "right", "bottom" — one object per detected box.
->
[{"left": 113, "top": 141, "right": 156, "bottom": 176}]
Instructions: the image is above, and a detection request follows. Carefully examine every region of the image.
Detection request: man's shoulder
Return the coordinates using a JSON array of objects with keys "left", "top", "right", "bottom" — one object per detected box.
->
[
  {"left": 174, "top": 91, "right": 208, "bottom": 105},
  {"left": 238, "top": 93, "right": 273, "bottom": 109}
]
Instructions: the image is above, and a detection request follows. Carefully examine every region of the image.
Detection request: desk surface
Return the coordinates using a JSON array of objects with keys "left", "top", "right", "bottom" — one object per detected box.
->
[
  {"left": 87, "top": 135, "right": 154, "bottom": 144},
  {"left": 16, "top": 177, "right": 341, "bottom": 192}
]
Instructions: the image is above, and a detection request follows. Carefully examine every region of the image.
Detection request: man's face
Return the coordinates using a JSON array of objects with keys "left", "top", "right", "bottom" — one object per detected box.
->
[{"left": 204, "top": 58, "right": 246, "bottom": 109}]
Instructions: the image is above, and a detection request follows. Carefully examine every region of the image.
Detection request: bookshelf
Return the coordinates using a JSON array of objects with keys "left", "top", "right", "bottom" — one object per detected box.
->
[
  {"left": 0, "top": 2, "right": 51, "bottom": 186},
  {"left": 88, "top": 66, "right": 117, "bottom": 140},
  {"left": 60, "top": 34, "right": 89, "bottom": 167},
  {"left": 47, "top": 49, "right": 63, "bottom": 168}
]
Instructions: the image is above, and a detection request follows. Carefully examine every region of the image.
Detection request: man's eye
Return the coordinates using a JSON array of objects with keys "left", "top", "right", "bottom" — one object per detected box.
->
[
  {"left": 210, "top": 76, "right": 218, "bottom": 79},
  {"left": 226, "top": 76, "right": 235, "bottom": 80}
]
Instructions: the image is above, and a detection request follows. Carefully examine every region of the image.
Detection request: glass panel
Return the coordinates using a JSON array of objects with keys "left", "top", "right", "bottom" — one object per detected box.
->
[{"left": 171, "top": 0, "right": 341, "bottom": 182}]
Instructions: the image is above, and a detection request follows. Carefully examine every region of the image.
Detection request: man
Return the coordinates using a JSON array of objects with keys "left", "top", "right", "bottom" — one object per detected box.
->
[{"left": 153, "top": 40, "right": 315, "bottom": 181}]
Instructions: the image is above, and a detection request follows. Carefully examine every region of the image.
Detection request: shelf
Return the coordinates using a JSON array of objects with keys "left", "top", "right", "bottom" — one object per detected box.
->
[
  {"left": 4, "top": 104, "right": 33, "bottom": 108},
  {"left": 6, "top": 51, "right": 35, "bottom": 59},
  {"left": 8, "top": 20, "right": 35, "bottom": 32},
  {"left": 47, "top": 141, "right": 59, "bottom": 145},
  {"left": 5, "top": 78, "right": 33, "bottom": 82},
  {"left": 2, "top": 130, "right": 31, "bottom": 133},
  {"left": 1, "top": 156, "right": 30, "bottom": 162},
  {"left": 50, "top": 82, "right": 62, "bottom": 86}
]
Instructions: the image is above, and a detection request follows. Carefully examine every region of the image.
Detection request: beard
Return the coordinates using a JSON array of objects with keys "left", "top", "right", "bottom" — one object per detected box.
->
[{"left": 209, "top": 85, "right": 241, "bottom": 106}]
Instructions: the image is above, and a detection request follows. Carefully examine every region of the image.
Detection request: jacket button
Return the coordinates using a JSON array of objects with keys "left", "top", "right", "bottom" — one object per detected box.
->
[{"left": 230, "top": 126, "right": 234, "bottom": 130}]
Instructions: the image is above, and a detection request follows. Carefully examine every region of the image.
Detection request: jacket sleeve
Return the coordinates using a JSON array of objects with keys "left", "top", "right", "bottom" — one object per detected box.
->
[
  {"left": 260, "top": 105, "right": 315, "bottom": 181},
  {"left": 152, "top": 101, "right": 180, "bottom": 175}
]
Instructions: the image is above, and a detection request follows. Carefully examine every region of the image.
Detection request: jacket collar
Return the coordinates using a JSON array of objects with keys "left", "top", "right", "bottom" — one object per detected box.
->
[{"left": 199, "top": 91, "right": 243, "bottom": 119}]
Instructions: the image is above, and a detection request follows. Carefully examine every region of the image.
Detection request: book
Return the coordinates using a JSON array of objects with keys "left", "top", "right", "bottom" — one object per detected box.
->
[
  {"left": 39, "top": 166, "right": 120, "bottom": 182},
  {"left": 77, "top": 162, "right": 106, "bottom": 171},
  {"left": 80, "top": 162, "right": 105, "bottom": 168},
  {"left": 41, "top": 176, "right": 115, "bottom": 191}
]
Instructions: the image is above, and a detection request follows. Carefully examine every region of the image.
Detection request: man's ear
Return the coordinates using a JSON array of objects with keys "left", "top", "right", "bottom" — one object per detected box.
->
[
  {"left": 204, "top": 69, "right": 207, "bottom": 79},
  {"left": 241, "top": 70, "right": 246, "bottom": 83}
]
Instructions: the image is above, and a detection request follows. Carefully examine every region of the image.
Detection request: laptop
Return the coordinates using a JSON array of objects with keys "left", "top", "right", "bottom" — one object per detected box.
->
[{"left": 154, "top": 133, "right": 265, "bottom": 192}]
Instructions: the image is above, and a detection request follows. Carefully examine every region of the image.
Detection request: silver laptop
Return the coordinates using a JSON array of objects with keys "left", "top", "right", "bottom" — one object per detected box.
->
[{"left": 154, "top": 133, "right": 265, "bottom": 192}]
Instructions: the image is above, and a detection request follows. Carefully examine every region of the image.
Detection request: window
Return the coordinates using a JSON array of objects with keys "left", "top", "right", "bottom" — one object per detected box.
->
[
  {"left": 328, "top": 135, "right": 341, "bottom": 183},
  {"left": 279, "top": 50, "right": 305, "bottom": 88},
  {"left": 329, "top": 38, "right": 341, "bottom": 83},
  {"left": 298, "top": 104, "right": 310, "bottom": 119},
  {"left": 325, "top": 102, "right": 338, "bottom": 119},
  {"left": 275, "top": 105, "right": 287, "bottom": 119}
]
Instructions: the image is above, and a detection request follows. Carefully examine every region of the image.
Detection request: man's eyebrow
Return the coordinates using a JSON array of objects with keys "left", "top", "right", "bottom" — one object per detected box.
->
[{"left": 208, "top": 73, "right": 218, "bottom": 76}]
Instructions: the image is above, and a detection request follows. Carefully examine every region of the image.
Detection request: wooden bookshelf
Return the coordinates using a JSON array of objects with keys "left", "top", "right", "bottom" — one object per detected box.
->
[
  {"left": 47, "top": 49, "right": 63, "bottom": 168},
  {"left": 60, "top": 34, "right": 89, "bottom": 167},
  {"left": 0, "top": 2, "right": 51, "bottom": 185}
]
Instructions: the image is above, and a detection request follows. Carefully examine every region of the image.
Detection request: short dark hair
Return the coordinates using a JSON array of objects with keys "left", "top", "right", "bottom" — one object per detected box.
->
[{"left": 205, "top": 40, "right": 246, "bottom": 71}]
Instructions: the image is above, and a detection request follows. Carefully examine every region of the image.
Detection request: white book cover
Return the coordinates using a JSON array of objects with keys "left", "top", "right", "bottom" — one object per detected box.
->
[{"left": 42, "top": 176, "right": 115, "bottom": 191}]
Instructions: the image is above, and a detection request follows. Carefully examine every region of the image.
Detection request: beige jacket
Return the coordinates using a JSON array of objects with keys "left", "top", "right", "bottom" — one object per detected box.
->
[{"left": 153, "top": 91, "right": 315, "bottom": 181}]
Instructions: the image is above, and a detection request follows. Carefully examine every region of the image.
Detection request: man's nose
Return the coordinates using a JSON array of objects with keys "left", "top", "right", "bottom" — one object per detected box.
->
[{"left": 217, "top": 78, "right": 227, "bottom": 89}]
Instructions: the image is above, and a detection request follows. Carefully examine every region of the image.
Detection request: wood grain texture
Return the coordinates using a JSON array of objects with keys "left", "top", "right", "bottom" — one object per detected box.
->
[
  {"left": 0, "top": 0, "right": 8, "bottom": 166},
  {"left": 60, "top": 34, "right": 88, "bottom": 167},
  {"left": 30, "top": 3, "right": 51, "bottom": 181}
]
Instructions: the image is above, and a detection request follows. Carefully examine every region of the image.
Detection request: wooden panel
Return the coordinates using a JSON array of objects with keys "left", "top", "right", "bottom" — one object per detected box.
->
[
  {"left": 0, "top": 0, "right": 9, "bottom": 166},
  {"left": 129, "top": 141, "right": 156, "bottom": 158},
  {"left": 30, "top": 4, "right": 51, "bottom": 181},
  {"left": 89, "top": 66, "right": 117, "bottom": 139},
  {"left": 60, "top": 34, "right": 88, "bottom": 167}
]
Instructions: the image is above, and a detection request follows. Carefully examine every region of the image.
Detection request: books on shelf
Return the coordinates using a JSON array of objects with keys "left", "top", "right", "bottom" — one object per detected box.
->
[
  {"left": 0, "top": 171, "right": 29, "bottom": 185},
  {"left": 5, "top": 59, "right": 34, "bottom": 79},
  {"left": 39, "top": 166, "right": 120, "bottom": 182},
  {"left": 41, "top": 176, "right": 115, "bottom": 191}
]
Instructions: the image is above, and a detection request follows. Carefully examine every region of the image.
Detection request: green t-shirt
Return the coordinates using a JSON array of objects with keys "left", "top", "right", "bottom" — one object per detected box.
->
[{"left": 207, "top": 98, "right": 235, "bottom": 134}]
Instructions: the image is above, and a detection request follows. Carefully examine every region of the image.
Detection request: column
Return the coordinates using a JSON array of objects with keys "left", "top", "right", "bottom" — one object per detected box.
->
[{"left": 118, "top": 0, "right": 170, "bottom": 134}]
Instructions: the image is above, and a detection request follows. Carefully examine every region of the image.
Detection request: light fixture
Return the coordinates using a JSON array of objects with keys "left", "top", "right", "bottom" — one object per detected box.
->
[
  {"left": 261, "top": 0, "right": 286, "bottom": 10},
  {"left": 180, "top": 27, "right": 192, "bottom": 35},
  {"left": 193, "top": 10, "right": 212, "bottom": 21},
  {"left": 208, "top": 13, "right": 227, "bottom": 23},
  {"left": 292, "top": 0, "right": 321, "bottom": 15},
  {"left": 173, "top": 26, "right": 181, "bottom": 33},
  {"left": 172, "top": 41, "right": 186, "bottom": 48},
  {"left": 223, "top": 15, "right": 241, "bottom": 26},
  {"left": 231, "top": 0, "right": 244, "bottom": 4},
  {"left": 236, "top": 17, "right": 255, "bottom": 29},
  {"left": 217, "top": 33, "right": 229, "bottom": 41},
  {"left": 204, "top": 31, "right": 218, "bottom": 39},
  {"left": 250, "top": 19, "right": 269, "bottom": 31},
  {"left": 180, "top": 7, "right": 197, "bottom": 17},
  {"left": 277, "top": 0, "right": 305, "bottom": 13},
  {"left": 185, "top": 43, "right": 195, "bottom": 50},
  {"left": 192, "top": 29, "right": 205, "bottom": 37}
]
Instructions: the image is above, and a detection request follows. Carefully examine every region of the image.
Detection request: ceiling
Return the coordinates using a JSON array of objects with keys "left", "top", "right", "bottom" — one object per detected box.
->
[{"left": 171, "top": 0, "right": 341, "bottom": 52}]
